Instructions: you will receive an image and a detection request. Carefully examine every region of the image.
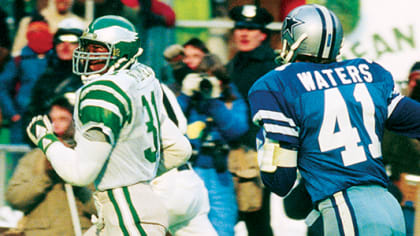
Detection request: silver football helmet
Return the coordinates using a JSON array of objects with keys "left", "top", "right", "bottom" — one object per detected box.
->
[{"left": 278, "top": 4, "right": 343, "bottom": 64}]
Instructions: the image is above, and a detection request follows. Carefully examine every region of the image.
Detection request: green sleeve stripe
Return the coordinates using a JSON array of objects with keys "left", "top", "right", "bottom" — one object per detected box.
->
[
  {"left": 81, "top": 85, "right": 130, "bottom": 115},
  {"left": 81, "top": 90, "right": 129, "bottom": 123},
  {"left": 81, "top": 80, "right": 132, "bottom": 122},
  {"left": 80, "top": 99, "right": 123, "bottom": 122},
  {"left": 79, "top": 103, "right": 123, "bottom": 137}
]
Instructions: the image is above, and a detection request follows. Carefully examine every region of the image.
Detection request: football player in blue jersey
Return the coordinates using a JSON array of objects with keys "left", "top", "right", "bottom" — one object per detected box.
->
[{"left": 248, "top": 4, "right": 420, "bottom": 236}]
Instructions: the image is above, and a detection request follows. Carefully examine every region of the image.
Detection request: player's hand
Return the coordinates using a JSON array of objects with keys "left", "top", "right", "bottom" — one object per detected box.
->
[
  {"left": 163, "top": 44, "right": 184, "bottom": 62},
  {"left": 182, "top": 73, "right": 222, "bottom": 99},
  {"left": 26, "top": 115, "right": 59, "bottom": 153},
  {"left": 181, "top": 73, "right": 203, "bottom": 97}
]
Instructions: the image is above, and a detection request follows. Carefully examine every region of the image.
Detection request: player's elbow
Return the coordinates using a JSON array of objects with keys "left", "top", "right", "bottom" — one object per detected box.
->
[
  {"left": 59, "top": 170, "right": 96, "bottom": 187},
  {"left": 162, "top": 135, "right": 192, "bottom": 169},
  {"left": 68, "top": 176, "right": 95, "bottom": 187},
  {"left": 261, "top": 167, "right": 297, "bottom": 196},
  {"left": 180, "top": 135, "right": 192, "bottom": 160}
]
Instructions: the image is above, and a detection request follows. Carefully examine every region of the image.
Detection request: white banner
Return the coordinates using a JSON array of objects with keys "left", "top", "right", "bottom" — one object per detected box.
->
[{"left": 340, "top": 0, "right": 420, "bottom": 86}]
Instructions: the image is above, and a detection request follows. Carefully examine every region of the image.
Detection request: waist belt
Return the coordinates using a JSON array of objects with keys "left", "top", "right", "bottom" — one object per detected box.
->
[{"left": 177, "top": 162, "right": 192, "bottom": 171}]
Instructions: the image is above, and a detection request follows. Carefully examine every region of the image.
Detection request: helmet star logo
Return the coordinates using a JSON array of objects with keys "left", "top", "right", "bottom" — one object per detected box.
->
[{"left": 282, "top": 16, "right": 304, "bottom": 39}]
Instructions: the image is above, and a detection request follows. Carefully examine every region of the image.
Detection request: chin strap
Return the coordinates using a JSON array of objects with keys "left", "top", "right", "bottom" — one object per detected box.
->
[
  {"left": 109, "top": 48, "right": 144, "bottom": 74},
  {"left": 276, "top": 33, "right": 308, "bottom": 64},
  {"left": 81, "top": 74, "right": 101, "bottom": 85}
]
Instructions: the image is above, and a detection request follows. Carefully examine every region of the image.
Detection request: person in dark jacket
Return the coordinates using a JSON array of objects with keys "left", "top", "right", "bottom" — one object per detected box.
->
[
  {"left": 225, "top": 5, "right": 276, "bottom": 236},
  {"left": 0, "top": 13, "right": 53, "bottom": 151},
  {"left": 24, "top": 18, "right": 84, "bottom": 131}
]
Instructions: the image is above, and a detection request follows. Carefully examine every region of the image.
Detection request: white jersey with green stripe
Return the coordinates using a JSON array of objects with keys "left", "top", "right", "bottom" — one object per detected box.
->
[{"left": 74, "top": 62, "right": 165, "bottom": 190}]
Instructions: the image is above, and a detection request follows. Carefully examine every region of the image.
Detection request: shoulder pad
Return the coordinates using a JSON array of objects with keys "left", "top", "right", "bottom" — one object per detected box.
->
[{"left": 78, "top": 79, "right": 133, "bottom": 140}]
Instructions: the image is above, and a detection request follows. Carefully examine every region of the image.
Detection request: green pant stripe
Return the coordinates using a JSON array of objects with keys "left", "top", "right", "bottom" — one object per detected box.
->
[
  {"left": 107, "top": 190, "right": 130, "bottom": 236},
  {"left": 123, "top": 186, "right": 147, "bottom": 236}
]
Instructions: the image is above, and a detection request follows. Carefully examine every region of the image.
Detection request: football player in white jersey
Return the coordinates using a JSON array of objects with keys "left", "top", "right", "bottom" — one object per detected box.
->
[{"left": 26, "top": 15, "right": 191, "bottom": 236}]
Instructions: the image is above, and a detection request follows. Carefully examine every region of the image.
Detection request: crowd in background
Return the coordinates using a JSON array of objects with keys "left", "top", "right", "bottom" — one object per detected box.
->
[{"left": 0, "top": 0, "right": 418, "bottom": 236}]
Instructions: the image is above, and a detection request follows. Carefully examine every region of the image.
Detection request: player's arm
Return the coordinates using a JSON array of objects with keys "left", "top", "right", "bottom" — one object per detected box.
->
[
  {"left": 386, "top": 95, "right": 420, "bottom": 139},
  {"left": 248, "top": 73, "right": 300, "bottom": 196},
  {"left": 26, "top": 116, "right": 112, "bottom": 187},
  {"left": 46, "top": 131, "right": 112, "bottom": 186},
  {"left": 160, "top": 83, "right": 192, "bottom": 170},
  {"left": 257, "top": 136, "right": 297, "bottom": 196},
  {"left": 26, "top": 80, "right": 129, "bottom": 186},
  {"left": 160, "top": 117, "right": 192, "bottom": 170}
]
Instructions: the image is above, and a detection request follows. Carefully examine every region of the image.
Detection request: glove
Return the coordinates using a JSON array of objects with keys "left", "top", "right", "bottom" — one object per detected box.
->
[
  {"left": 26, "top": 115, "right": 59, "bottom": 153},
  {"left": 181, "top": 73, "right": 203, "bottom": 97},
  {"left": 203, "top": 76, "right": 222, "bottom": 99},
  {"left": 164, "top": 44, "right": 184, "bottom": 61},
  {"left": 181, "top": 73, "right": 222, "bottom": 99}
]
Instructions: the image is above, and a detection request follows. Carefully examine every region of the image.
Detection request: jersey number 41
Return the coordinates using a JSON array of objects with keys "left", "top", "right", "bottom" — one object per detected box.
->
[{"left": 318, "top": 84, "right": 381, "bottom": 166}]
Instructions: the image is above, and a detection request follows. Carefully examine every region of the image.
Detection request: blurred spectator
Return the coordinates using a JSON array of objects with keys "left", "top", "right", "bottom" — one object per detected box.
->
[
  {"left": 24, "top": 17, "right": 84, "bottom": 129},
  {"left": 407, "top": 61, "right": 420, "bottom": 98},
  {"left": 177, "top": 53, "right": 249, "bottom": 235},
  {"left": 183, "top": 37, "right": 209, "bottom": 71},
  {"left": 225, "top": 5, "right": 276, "bottom": 236},
  {"left": 5, "top": 94, "right": 96, "bottom": 236},
  {"left": 0, "top": 14, "right": 53, "bottom": 150},
  {"left": 121, "top": 0, "right": 176, "bottom": 79},
  {"left": 382, "top": 62, "right": 420, "bottom": 236},
  {"left": 383, "top": 63, "right": 420, "bottom": 180},
  {"left": 0, "top": 7, "right": 12, "bottom": 126},
  {"left": 278, "top": 0, "right": 306, "bottom": 20},
  {"left": 0, "top": 7, "right": 11, "bottom": 54},
  {"left": 160, "top": 38, "right": 209, "bottom": 95},
  {"left": 12, "top": 0, "right": 86, "bottom": 56},
  {"left": 161, "top": 43, "right": 193, "bottom": 90},
  {"left": 72, "top": 0, "right": 124, "bottom": 18}
]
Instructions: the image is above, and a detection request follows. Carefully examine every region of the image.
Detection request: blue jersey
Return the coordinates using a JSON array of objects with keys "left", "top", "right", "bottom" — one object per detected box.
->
[{"left": 249, "top": 58, "right": 406, "bottom": 203}]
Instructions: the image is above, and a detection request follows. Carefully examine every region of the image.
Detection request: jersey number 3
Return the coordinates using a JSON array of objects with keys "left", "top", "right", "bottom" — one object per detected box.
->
[
  {"left": 318, "top": 84, "right": 381, "bottom": 166},
  {"left": 142, "top": 92, "right": 161, "bottom": 163}
]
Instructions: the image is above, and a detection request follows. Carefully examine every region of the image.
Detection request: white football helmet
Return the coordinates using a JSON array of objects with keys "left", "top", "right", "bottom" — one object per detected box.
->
[
  {"left": 278, "top": 4, "right": 343, "bottom": 64},
  {"left": 72, "top": 15, "right": 143, "bottom": 81}
]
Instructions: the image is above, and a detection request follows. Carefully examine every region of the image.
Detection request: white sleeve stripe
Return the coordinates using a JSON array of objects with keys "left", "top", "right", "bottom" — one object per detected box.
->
[
  {"left": 264, "top": 123, "right": 299, "bottom": 137},
  {"left": 387, "top": 95, "right": 404, "bottom": 118},
  {"left": 81, "top": 85, "right": 130, "bottom": 115},
  {"left": 80, "top": 99, "right": 123, "bottom": 122},
  {"left": 253, "top": 110, "right": 296, "bottom": 127}
]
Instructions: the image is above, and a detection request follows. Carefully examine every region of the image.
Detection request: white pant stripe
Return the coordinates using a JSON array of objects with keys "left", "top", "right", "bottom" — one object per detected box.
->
[
  {"left": 333, "top": 191, "right": 355, "bottom": 236},
  {"left": 113, "top": 188, "right": 141, "bottom": 236}
]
